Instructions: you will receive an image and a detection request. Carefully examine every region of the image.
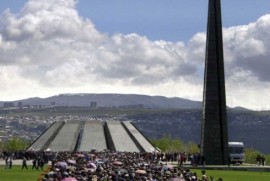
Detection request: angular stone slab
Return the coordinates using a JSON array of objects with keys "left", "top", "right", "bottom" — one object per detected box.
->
[
  {"left": 122, "top": 121, "right": 156, "bottom": 152},
  {"left": 48, "top": 121, "right": 81, "bottom": 152},
  {"left": 78, "top": 121, "right": 107, "bottom": 151},
  {"left": 107, "top": 121, "right": 139, "bottom": 152},
  {"left": 28, "top": 121, "right": 64, "bottom": 151}
]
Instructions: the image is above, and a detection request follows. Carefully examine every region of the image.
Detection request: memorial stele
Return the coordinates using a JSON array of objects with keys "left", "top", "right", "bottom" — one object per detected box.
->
[{"left": 200, "top": 0, "right": 229, "bottom": 165}]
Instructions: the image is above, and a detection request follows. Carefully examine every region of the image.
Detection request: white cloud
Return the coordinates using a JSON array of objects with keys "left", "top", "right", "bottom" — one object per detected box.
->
[
  {"left": 0, "top": 0, "right": 270, "bottom": 109},
  {"left": 221, "top": 14, "right": 270, "bottom": 108}
]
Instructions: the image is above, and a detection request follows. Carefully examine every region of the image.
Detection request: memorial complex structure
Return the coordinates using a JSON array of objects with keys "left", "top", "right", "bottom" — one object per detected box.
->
[
  {"left": 28, "top": 120, "right": 156, "bottom": 153},
  {"left": 200, "top": 0, "right": 229, "bottom": 165}
]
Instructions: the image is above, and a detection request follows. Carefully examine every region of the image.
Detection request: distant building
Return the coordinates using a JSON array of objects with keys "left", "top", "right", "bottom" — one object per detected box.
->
[
  {"left": 119, "top": 104, "right": 144, "bottom": 109},
  {"left": 90, "top": 102, "right": 97, "bottom": 108},
  {"left": 18, "top": 102, "right": 23, "bottom": 108},
  {"left": 25, "top": 105, "right": 31, "bottom": 109},
  {"left": 3, "top": 102, "right": 15, "bottom": 108}
]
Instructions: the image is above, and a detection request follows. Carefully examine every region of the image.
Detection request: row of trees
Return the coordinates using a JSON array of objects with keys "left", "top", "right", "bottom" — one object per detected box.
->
[
  {"left": 151, "top": 134, "right": 270, "bottom": 165},
  {"left": 0, "top": 137, "right": 31, "bottom": 153},
  {"left": 1, "top": 135, "right": 270, "bottom": 165},
  {"left": 151, "top": 134, "right": 199, "bottom": 154}
]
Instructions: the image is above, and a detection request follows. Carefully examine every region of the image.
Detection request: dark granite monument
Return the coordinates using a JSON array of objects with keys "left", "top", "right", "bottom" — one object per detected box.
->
[{"left": 200, "top": 0, "right": 229, "bottom": 165}]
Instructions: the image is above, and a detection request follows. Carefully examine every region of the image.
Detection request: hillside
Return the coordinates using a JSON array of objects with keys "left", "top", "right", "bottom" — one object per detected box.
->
[
  {"left": 0, "top": 93, "right": 201, "bottom": 109},
  {"left": 130, "top": 109, "right": 270, "bottom": 154},
  {"left": 0, "top": 106, "right": 269, "bottom": 153}
]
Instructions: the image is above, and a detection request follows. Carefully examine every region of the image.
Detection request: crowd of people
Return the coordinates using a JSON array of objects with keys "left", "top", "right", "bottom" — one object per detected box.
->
[
  {"left": 38, "top": 151, "right": 222, "bottom": 181},
  {"left": 2, "top": 150, "right": 50, "bottom": 170},
  {"left": 256, "top": 154, "right": 266, "bottom": 166},
  {"left": 1, "top": 150, "right": 224, "bottom": 180}
]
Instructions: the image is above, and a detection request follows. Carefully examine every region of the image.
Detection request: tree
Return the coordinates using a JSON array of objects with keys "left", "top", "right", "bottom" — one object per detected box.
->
[
  {"left": 151, "top": 134, "right": 185, "bottom": 153},
  {"left": 0, "top": 141, "right": 4, "bottom": 152},
  {"left": 4, "top": 137, "right": 30, "bottom": 152},
  {"left": 185, "top": 141, "right": 200, "bottom": 154},
  {"left": 244, "top": 148, "right": 262, "bottom": 164}
]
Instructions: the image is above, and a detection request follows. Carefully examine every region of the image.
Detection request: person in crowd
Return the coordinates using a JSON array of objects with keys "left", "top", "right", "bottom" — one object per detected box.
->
[
  {"left": 201, "top": 170, "right": 208, "bottom": 181},
  {"left": 5, "top": 157, "right": 9, "bottom": 169},
  {"left": 261, "top": 155, "right": 265, "bottom": 166},
  {"left": 38, "top": 157, "right": 45, "bottom": 170},
  {"left": 256, "top": 154, "right": 261, "bottom": 165},
  {"left": 9, "top": 157, "right": 13, "bottom": 169},
  {"left": 32, "top": 158, "right": 38, "bottom": 169},
  {"left": 201, "top": 155, "right": 206, "bottom": 167},
  {"left": 22, "top": 157, "right": 28, "bottom": 170}
]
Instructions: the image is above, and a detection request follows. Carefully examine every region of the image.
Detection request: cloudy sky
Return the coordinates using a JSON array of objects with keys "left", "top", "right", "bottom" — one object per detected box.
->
[{"left": 0, "top": 0, "right": 270, "bottom": 110}]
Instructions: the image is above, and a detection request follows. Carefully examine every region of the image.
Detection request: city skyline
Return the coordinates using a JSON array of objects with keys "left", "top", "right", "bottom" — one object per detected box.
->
[{"left": 0, "top": 0, "right": 270, "bottom": 110}]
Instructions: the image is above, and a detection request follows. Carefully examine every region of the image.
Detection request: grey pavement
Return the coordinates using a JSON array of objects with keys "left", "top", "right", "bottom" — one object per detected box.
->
[
  {"left": 1, "top": 159, "right": 270, "bottom": 172},
  {"left": 0, "top": 159, "right": 35, "bottom": 166}
]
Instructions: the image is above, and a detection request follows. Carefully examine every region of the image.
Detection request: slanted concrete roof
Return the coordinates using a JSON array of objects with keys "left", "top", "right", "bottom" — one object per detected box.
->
[
  {"left": 28, "top": 121, "right": 64, "bottom": 151},
  {"left": 122, "top": 121, "right": 156, "bottom": 152},
  {"left": 78, "top": 121, "right": 107, "bottom": 151},
  {"left": 47, "top": 121, "right": 81, "bottom": 152},
  {"left": 28, "top": 120, "right": 156, "bottom": 153},
  {"left": 106, "top": 121, "right": 139, "bottom": 152}
]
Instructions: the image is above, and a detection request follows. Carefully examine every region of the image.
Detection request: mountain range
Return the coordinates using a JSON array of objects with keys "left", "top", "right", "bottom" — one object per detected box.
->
[
  {"left": 0, "top": 93, "right": 250, "bottom": 111},
  {"left": 0, "top": 93, "right": 202, "bottom": 109}
]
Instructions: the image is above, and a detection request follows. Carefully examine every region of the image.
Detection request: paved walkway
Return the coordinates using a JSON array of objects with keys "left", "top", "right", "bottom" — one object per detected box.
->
[
  {"left": 0, "top": 159, "right": 51, "bottom": 166},
  {"left": 156, "top": 161, "right": 270, "bottom": 172},
  {"left": 1, "top": 159, "right": 270, "bottom": 172},
  {"left": 193, "top": 165, "right": 270, "bottom": 172}
]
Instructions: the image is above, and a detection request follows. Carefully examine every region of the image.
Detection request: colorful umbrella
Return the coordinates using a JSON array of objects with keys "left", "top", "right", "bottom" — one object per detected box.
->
[
  {"left": 115, "top": 168, "right": 128, "bottom": 174},
  {"left": 87, "top": 162, "right": 97, "bottom": 169},
  {"left": 169, "top": 178, "right": 185, "bottom": 181},
  {"left": 162, "top": 164, "right": 174, "bottom": 170},
  {"left": 113, "top": 161, "right": 123, "bottom": 166},
  {"left": 55, "top": 162, "right": 67, "bottom": 168},
  {"left": 62, "top": 177, "right": 78, "bottom": 181},
  {"left": 135, "top": 169, "right": 147, "bottom": 174},
  {"left": 75, "top": 153, "right": 84, "bottom": 158},
  {"left": 67, "top": 159, "right": 76, "bottom": 165}
]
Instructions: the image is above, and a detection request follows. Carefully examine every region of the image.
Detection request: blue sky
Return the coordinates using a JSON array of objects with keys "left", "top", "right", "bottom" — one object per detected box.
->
[
  {"left": 1, "top": 0, "right": 270, "bottom": 42},
  {"left": 0, "top": 0, "right": 270, "bottom": 109},
  {"left": 77, "top": 0, "right": 270, "bottom": 41}
]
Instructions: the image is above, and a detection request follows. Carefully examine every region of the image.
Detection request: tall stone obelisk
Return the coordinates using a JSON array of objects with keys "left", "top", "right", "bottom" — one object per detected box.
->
[{"left": 200, "top": 0, "right": 229, "bottom": 165}]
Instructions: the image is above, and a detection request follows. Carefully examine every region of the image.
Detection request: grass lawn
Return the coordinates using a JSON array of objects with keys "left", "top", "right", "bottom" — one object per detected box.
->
[
  {"left": 0, "top": 165, "right": 46, "bottom": 181},
  {"left": 191, "top": 169, "right": 270, "bottom": 181},
  {"left": 1, "top": 165, "right": 270, "bottom": 181}
]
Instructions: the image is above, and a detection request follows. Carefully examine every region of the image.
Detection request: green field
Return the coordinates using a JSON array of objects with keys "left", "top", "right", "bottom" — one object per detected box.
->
[
  {"left": 192, "top": 169, "right": 270, "bottom": 181},
  {"left": 0, "top": 165, "right": 45, "bottom": 181},
  {"left": 1, "top": 166, "right": 270, "bottom": 181}
]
